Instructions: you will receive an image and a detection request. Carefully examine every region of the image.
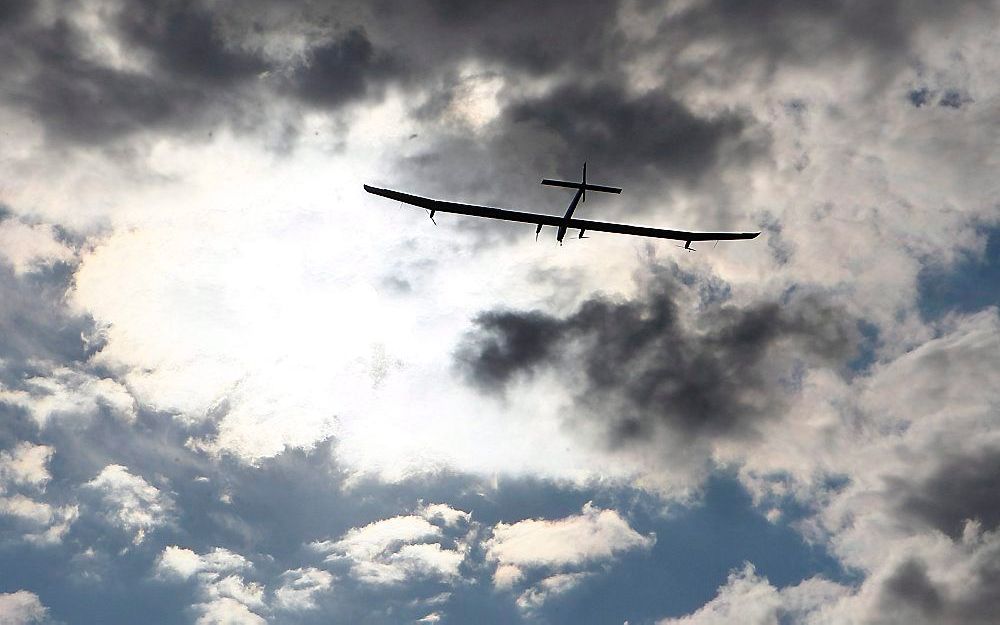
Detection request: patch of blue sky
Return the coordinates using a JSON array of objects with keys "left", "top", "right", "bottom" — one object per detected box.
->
[
  {"left": 528, "top": 474, "right": 848, "bottom": 625},
  {"left": 918, "top": 226, "right": 1000, "bottom": 321}
]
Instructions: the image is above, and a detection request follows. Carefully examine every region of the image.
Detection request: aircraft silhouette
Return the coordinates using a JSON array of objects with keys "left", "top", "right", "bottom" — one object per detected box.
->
[{"left": 364, "top": 163, "right": 759, "bottom": 250}]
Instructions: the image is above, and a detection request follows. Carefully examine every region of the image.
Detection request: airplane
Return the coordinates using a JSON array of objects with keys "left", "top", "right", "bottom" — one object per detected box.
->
[{"left": 363, "top": 163, "right": 760, "bottom": 250}]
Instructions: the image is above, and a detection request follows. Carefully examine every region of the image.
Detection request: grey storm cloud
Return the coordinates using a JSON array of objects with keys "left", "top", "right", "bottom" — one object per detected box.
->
[
  {"left": 366, "top": 0, "right": 622, "bottom": 76},
  {"left": 648, "top": 0, "right": 995, "bottom": 83},
  {"left": 4, "top": 0, "right": 991, "bottom": 151},
  {"left": 455, "top": 263, "right": 859, "bottom": 444},
  {"left": 890, "top": 447, "right": 1000, "bottom": 539},
  {"left": 117, "top": 1, "right": 267, "bottom": 85},
  {"left": 289, "top": 28, "right": 399, "bottom": 108},
  {"left": 878, "top": 554, "right": 1000, "bottom": 625},
  {"left": 503, "top": 83, "right": 758, "bottom": 186},
  {"left": 1, "top": 1, "right": 265, "bottom": 145}
]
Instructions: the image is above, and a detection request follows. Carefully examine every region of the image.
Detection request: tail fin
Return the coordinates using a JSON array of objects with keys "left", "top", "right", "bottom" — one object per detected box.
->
[{"left": 541, "top": 163, "right": 622, "bottom": 196}]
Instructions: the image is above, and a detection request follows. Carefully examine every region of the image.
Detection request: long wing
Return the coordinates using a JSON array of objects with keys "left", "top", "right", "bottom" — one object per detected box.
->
[{"left": 364, "top": 185, "right": 760, "bottom": 242}]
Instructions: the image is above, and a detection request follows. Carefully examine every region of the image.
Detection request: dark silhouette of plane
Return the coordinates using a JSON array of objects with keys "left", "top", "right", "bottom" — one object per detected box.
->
[{"left": 364, "top": 163, "right": 760, "bottom": 250}]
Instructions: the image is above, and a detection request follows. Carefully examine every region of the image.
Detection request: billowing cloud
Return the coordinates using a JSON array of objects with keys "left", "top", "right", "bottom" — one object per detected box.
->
[
  {"left": 156, "top": 546, "right": 252, "bottom": 581},
  {"left": 456, "top": 262, "right": 859, "bottom": 457},
  {"left": 515, "top": 572, "right": 592, "bottom": 612},
  {"left": 192, "top": 597, "right": 266, "bottom": 625},
  {"left": 0, "top": 368, "right": 135, "bottom": 427},
  {"left": 311, "top": 504, "right": 471, "bottom": 585},
  {"left": 273, "top": 567, "right": 334, "bottom": 611},
  {"left": 84, "top": 464, "right": 174, "bottom": 543},
  {"left": 485, "top": 501, "right": 654, "bottom": 608},
  {"left": 0, "top": 441, "right": 76, "bottom": 545},
  {"left": 0, "top": 443, "right": 52, "bottom": 490},
  {"left": 0, "top": 591, "right": 47, "bottom": 625},
  {"left": 156, "top": 546, "right": 267, "bottom": 623},
  {"left": 657, "top": 563, "right": 848, "bottom": 625}
]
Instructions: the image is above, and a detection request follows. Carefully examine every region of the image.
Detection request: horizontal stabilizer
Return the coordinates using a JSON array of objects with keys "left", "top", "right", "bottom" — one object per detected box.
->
[{"left": 541, "top": 179, "right": 622, "bottom": 194}]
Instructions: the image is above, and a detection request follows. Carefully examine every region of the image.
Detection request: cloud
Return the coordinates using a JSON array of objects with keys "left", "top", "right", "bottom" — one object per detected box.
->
[
  {"left": 515, "top": 572, "right": 592, "bottom": 611},
  {"left": 156, "top": 546, "right": 267, "bottom": 623},
  {"left": 84, "top": 464, "right": 174, "bottom": 544},
  {"left": 485, "top": 501, "right": 653, "bottom": 607},
  {"left": 0, "top": 368, "right": 135, "bottom": 427},
  {"left": 0, "top": 494, "right": 77, "bottom": 545},
  {"left": 0, "top": 260, "right": 97, "bottom": 387},
  {"left": 192, "top": 597, "right": 266, "bottom": 625},
  {"left": 456, "top": 262, "right": 859, "bottom": 447},
  {"left": 0, "top": 443, "right": 52, "bottom": 490},
  {"left": 891, "top": 447, "right": 1000, "bottom": 539},
  {"left": 311, "top": 504, "right": 471, "bottom": 585},
  {"left": 288, "top": 29, "right": 398, "bottom": 108},
  {"left": 418, "top": 502, "right": 473, "bottom": 527},
  {"left": 0, "top": 217, "right": 73, "bottom": 275},
  {"left": 116, "top": 0, "right": 268, "bottom": 87},
  {"left": 0, "top": 591, "right": 47, "bottom": 625},
  {"left": 723, "top": 310, "right": 1000, "bottom": 624},
  {"left": 0, "top": 442, "right": 76, "bottom": 545},
  {"left": 273, "top": 567, "right": 333, "bottom": 611},
  {"left": 156, "top": 546, "right": 252, "bottom": 581},
  {"left": 656, "top": 563, "right": 848, "bottom": 625}
]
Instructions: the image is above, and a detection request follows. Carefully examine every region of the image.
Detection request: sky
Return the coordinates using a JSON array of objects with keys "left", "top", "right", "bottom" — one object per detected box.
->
[{"left": 0, "top": 1, "right": 998, "bottom": 623}]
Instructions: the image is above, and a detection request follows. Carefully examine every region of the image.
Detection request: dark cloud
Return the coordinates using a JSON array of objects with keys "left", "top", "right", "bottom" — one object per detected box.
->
[
  {"left": 0, "top": 0, "right": 32, "bottom": 25},
  {"left": 367, "top": 0, "right": 623, "bottom": 77},
  {"left": 11, "top": 20, "right": 210, "bottom": 144},
  {"left": 386, "top": 81, "right": 767, "bottom": 247},
  {"left": 504, "top": 83, "right": 758, "bottom": 187},
  {"left": 2, "top": 7, "right": 259, "bottom": 145},
  {"left": 650, "top": 0, "right": 994, "bottom": 87},
  {"left": 118, "top": 0, "right": 268, "bottom": 85},
  {"left": 4, "top": 0, "right": 995, "bottom": 151},
  {"left": 891, "top": 447, "right": 1000, "bottom": 539},
  {"left": 878, "top": 554, "right": 1000, "bottom": 625},
  {"left": 880, "top": 558, "right": 944, "bottom": 618},
  {"left": 289, "top": 29, "right": 399, "bottom": 108},
  {"left": 455, "top": 263, "right": 859, "bottom": 444}
]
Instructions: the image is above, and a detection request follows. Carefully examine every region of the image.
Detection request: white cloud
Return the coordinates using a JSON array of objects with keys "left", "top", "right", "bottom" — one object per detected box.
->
[
  {"left": 0, "top": 368, "right": 136, "bottom": 426},
  {"left": 485, "top": 502, "right": 655, "bottom": 610},
  {"left": 156, "top": 546, "right": 267, "bottom": 623},
  {"left": 0, "top": 591, "right": 47, "bottom": 625},
  {"left": 492, "top": 564, "right": 524, "bottom": 590},
  {"left": 208, "top": 576, "right": 265, "bottom": 611},
  {"left": 485, "top": 502, "right": 655, "bottom": 581},
  {"left": 515, "top": 572, "right": 592, "bottom": 611},
  {"left": 312, "top": 508, "right": 470, "bottom": 585},
  {"left": 0, "top": 443, "right": 53, "bottom": 490},
  {"left": 193, "top": 597, "right": 266, "bottom": 625},
  {"left": 0, "top": 494, "right": 78, "bottom": 546},
  {"left": 656, "top": 564, "right": 848, "bottom": 625},
  {"left": 418, "top": 502, "right": 472, "bottom": 527},
  {"left": 0, "top": 219, "right": 74, "bottom": 275},
  {"left": 711, "top": 309, "right": 1000, "bottom": 623},
  {"left": 85, "top": 464, "right": 173, "bottom": 544},
  {"left": 273, "top": 567, "right": 334, "bottom": 611},
  {"left": 156, "top": 546, "right": 252, "bottom": 581}
]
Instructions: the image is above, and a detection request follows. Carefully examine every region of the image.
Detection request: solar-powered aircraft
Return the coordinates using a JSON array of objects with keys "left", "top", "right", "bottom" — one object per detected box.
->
[{"left": 364, "top": 163, "right": 759, "bottom": 250}]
